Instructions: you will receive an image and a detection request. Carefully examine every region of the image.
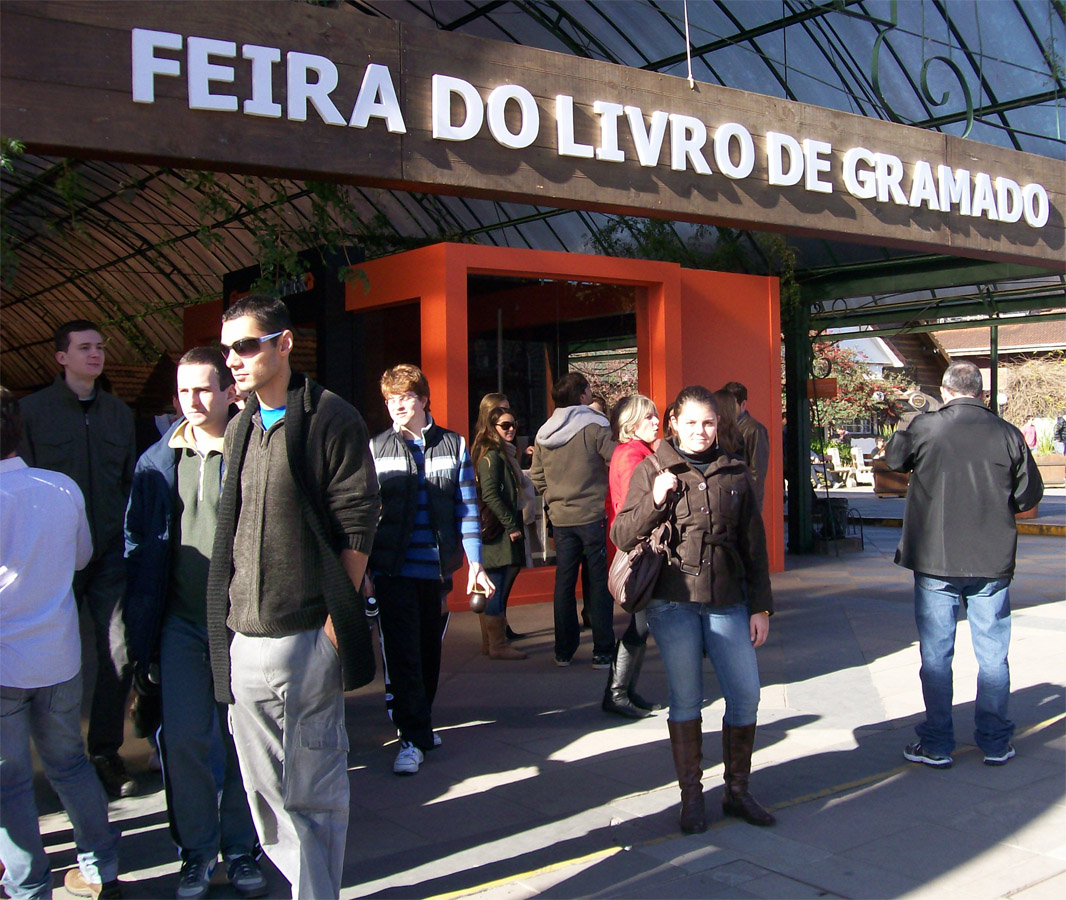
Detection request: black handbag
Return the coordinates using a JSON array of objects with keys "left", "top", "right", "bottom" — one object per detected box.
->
[{"left": 479, "top": 501, "right": 504, "bottom": 542}]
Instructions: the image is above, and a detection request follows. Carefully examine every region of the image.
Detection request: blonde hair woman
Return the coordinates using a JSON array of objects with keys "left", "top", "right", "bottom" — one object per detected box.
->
[{"left": 603, "top": 394, "right": 665, "bottom": 719}]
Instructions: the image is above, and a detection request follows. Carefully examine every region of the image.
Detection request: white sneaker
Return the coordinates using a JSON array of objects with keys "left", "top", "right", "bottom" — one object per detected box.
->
[{"left": 393, "top": 741, "right": 424, "bottom": 776}]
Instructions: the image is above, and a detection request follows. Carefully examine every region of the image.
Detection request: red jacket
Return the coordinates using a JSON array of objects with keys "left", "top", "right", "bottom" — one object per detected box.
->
[{"left": 606, "top": 439, "right": 654, "bottom": 564}]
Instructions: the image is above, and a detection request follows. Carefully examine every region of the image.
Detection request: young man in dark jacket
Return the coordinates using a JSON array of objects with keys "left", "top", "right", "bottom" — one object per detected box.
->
[
  {"left": 368, "top": 364, "right": 494, "bottom": 776},
  {"left": 124, "top": 348, "right": 265, "bottom": 900},
  {"left": 721, "top": 381, "right": 770, "bottom": 511},
  {"left": 885, "top": 361, "right": 1042, "bottom": 769},
  {"left": 206, "top": 296, "right": 380, "bottom": 900},
  {"left": 17, "top": 320, "right": 138, "bottom": 799}
]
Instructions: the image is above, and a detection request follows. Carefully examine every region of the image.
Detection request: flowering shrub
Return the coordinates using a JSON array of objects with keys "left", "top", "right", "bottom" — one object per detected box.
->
[{"left": 808, "top": 342, "right": 915, "bottom": 436}]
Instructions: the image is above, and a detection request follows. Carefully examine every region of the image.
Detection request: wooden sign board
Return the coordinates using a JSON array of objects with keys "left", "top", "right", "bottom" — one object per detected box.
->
[
  {"left": 807, "top": 378, "right": 839, "bottom": 400},
  {"left": 2, "top": 1, "right": 1063, "bottom": 268}
]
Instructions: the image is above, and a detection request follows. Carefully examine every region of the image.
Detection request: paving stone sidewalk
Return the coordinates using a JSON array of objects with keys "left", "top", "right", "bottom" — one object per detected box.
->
[{"left": 38, "top": 528, "right": 1065, "bottom": 899}]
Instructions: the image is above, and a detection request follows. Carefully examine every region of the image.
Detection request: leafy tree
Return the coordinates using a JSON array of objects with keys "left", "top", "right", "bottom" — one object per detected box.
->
[{"left": 808, "top": 341, "right": 915, "bottom": 441}]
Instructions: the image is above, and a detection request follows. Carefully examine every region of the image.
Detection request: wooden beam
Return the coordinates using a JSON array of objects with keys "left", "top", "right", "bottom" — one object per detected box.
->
[{"left": 3, "top": 1, "right": 1063, "bottom": 268}]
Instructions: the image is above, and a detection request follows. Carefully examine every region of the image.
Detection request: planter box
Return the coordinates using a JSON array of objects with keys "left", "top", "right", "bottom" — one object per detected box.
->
[
  {"left": 872, "top": 459, "right": 909, "bottom": 497},
  {"left": 1034, "top": 454, "right": 1065, "bottom": 488}
]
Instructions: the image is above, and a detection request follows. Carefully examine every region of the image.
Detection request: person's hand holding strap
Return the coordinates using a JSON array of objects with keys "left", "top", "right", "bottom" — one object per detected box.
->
[{"left": 652, "top": 471, "right": 678, "bottom": 506}]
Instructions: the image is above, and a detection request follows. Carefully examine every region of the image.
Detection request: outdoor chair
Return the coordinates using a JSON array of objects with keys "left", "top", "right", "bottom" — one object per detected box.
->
[
  {"left": 852, "top": 449, "right": 874, "bottom": 485},
  {"left": 824, "top": 447, "right": 856, "bottom": 487}
]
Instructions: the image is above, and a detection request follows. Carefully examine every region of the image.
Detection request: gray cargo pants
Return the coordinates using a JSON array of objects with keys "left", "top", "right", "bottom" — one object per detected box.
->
[{"left": 229, "top": 630, "right": 349, "bottom": 900}]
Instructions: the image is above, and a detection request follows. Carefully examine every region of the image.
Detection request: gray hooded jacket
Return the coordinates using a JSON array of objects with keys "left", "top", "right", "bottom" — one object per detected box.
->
[{"left": 529, "top": 405, "right": 615, "bottom": 527}]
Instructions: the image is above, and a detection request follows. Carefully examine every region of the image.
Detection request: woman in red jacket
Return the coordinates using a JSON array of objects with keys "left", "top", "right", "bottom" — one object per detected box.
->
[{"left": 602, "top": 394, "right": 664, "bottom": 718}]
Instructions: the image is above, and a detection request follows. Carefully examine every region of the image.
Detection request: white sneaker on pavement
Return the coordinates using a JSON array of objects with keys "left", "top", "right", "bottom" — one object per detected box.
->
[{"left": 393, "top": 741, "right": 424, "bottom": 775}]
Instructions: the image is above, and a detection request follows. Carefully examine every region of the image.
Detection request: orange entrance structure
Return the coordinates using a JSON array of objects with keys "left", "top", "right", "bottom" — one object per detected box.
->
[{"left": 346, "top": 243, "right": 783, "bottom": 607}]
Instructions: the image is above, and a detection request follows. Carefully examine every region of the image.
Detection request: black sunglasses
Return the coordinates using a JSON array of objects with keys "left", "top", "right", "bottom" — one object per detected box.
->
[
  {"left": 496, "top": 420, "right": 517, "bottom": 429},
  {"left": 220, "top": 331, "right": 284, "bottom": 359}
]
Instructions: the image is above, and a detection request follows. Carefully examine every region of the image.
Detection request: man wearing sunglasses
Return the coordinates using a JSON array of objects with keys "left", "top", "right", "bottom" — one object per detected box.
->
[{"left": 206, "top": 295, "right": 380, "bottom": 900}]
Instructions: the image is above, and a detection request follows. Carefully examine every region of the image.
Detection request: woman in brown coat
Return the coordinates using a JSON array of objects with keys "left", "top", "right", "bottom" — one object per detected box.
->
[{"left": 611, "top": 385, "right": 775, "bottom": 834}]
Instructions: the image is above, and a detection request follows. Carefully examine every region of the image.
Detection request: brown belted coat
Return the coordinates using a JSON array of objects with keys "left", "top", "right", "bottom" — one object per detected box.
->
[{"left": 610, "top": 439, "right": 773, "bottom": 614}]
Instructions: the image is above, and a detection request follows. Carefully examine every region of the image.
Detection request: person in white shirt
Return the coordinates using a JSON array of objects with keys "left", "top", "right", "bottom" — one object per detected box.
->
[{"left": 0, "top": 386, "right": 121, "bottom": 899}]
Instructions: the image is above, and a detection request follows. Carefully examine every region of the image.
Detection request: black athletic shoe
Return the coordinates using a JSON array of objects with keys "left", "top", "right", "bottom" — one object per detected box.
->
[{"left": 983, "top": 744, "right": 1016, "bottom": 766}]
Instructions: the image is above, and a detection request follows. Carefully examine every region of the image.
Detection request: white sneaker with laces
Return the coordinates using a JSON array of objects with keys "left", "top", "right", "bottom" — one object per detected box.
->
[{"left": 393, "top": 741, "right": 424, "bottom": 775}]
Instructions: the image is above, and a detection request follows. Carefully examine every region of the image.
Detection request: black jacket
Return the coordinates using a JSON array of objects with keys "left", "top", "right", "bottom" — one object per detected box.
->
[
  {"left": 884, "top": 397, "right": 1042, "bottom": 578},
  {"left": 611, "top": 439, "right": 773, "bottom": 613},
  {"left": 736, "top": 411, "right": 770, "bottom": 511},
  {"left": 18, "top": 376, "right": 136, "bottom": 559}
]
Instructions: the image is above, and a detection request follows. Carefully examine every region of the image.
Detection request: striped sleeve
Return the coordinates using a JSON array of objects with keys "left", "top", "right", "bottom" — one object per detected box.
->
[{"left": 455, "top": 437, "right": 482, "bottom": 565}]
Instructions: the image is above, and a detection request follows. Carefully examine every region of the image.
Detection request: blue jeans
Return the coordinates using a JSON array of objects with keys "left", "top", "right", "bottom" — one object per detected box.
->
[
  {"left": 645, "top": 603, "right": 761, "bottom": 725},
  {"left": 0, "top": 672, "right": 119, "bottom": 900},
  {"left": 552, "top": 520, "right": 615, "bottom": 659},
  {"left": 485, "top": 565, "right": 520, "bottom": 617},
  {"left": 159, "top": 616, "right": 257, "bottom": 863},
  {"left": 913, "top": 573, "right": 1014, "bottom": 757}
]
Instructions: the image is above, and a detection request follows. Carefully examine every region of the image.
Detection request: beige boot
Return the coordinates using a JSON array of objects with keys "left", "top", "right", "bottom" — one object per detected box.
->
[{"left": 485, "top": 614, "right": 526, "bottom": 660}]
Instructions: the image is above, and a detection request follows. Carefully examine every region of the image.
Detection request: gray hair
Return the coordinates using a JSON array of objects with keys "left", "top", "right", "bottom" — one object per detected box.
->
[
  {"left": 613, "top": 393, "right": 659, "bottom": 443},
  {"left": 941, "top": 361, "right": 983, "bottom": 398}
]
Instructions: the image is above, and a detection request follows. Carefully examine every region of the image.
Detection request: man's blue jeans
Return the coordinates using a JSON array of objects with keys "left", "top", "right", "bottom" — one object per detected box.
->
[
  {"left": 0, "top": 671, "right": 119, "bottom": 900},
  {"left": 552, "top": 519, "right": 615, "bottom": 659},
  {"left": 159, "top": 616, "right": 257, "bottom": 863},
  {"left": 645, "top": 602, "right": 761, "bottom": 725},
  {"left": 913, "top": 573, "right": 1014, "bottom": 757}
]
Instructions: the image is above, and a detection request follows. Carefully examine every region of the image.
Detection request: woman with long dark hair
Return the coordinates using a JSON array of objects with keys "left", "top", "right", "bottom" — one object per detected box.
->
[
  {"left": 612, "top": 385, "right": 775, "bottom": 834},
  {"left": 712, "top": 388, "right": 745, "bottom": 457},
  {"left": 470, "top": 406, "right": 527, "bottom": 660}
]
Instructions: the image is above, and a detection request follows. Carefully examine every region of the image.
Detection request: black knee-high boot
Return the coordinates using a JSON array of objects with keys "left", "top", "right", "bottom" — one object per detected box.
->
[{"left": 602, "top": 640, "right": 652, "bottom": 718}]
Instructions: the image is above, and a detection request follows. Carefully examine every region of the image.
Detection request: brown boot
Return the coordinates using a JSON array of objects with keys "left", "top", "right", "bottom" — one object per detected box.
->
[
  {"left": 667, "top": 719, "right": 706, "bottom": 834},
  {"left": 721, "top": 722, "right": 775, "bottom": 826},
  {"left": 478, "top": 614, "right": 489, "bottom": 656},
  {"left": 485, "top": 614, "right": 526, "bottom": 660}
]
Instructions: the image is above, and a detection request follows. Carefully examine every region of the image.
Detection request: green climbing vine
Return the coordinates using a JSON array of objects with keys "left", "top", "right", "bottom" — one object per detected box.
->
[
  {"left": 0, "top": 138, "right": 25, "bottom": 289},
  {"left": 586, "top": 215, "right": 803, "bottom": 327}
]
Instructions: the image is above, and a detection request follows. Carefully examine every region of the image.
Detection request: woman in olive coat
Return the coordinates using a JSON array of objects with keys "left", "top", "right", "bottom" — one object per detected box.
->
[{"left": 471, "top": 406, "right": 527, "bottom": 660}]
